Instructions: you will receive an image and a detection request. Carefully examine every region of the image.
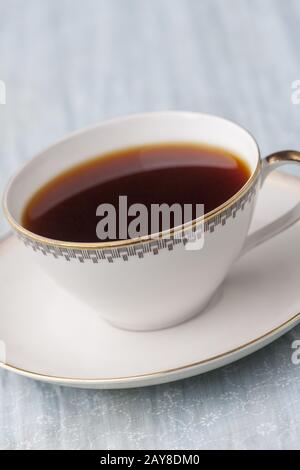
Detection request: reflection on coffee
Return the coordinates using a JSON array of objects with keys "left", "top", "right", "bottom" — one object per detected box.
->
[{"left": 22, "top": 143, "right": 251, "bottom": 242}]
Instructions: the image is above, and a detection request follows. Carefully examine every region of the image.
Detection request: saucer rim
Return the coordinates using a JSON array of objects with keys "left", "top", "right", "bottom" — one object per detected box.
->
[
  {"left": 0, "top": 306, "right": 300, "bottom": 386},
  {"left": 1, "top": 170, "right": 300, "bottom": 386},
  {"left": 0, "top": 305, "right": 299, "bottom": 385}
]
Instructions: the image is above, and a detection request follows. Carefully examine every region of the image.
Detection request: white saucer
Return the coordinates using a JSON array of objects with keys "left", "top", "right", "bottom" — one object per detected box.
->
[{"left": 1, "top": 171, "right": 300, "bottom": 389}]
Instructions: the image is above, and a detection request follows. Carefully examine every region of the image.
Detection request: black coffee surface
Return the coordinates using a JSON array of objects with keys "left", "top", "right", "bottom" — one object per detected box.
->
[{"left": 22, "top": 143, "right": 250, "bottom": 242}]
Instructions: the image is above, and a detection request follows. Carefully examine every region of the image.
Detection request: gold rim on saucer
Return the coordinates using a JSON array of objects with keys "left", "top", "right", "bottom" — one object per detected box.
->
[{"left": 0, "top": 228, "right": 299, "bottom": 386}]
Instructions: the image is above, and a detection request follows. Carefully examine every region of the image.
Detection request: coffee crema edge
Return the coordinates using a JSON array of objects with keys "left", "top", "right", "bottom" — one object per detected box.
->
[{"left": 5, "top": 163, "right": 261, "bottom": 263}]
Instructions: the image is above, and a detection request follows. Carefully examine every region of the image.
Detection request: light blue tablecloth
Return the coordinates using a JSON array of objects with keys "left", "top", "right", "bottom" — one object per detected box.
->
[{"left": 1, "top": 0, "right": 300, "bottom": 450}]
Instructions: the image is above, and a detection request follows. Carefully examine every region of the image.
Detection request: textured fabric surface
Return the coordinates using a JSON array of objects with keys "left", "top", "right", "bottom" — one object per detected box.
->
[{"left": 0, "top": 0, "right": 300, "bottom": 450}]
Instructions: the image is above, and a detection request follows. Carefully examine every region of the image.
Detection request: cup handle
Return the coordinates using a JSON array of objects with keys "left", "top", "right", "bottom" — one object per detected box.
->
[{"left": 241, "top": 150, "right": 300, "bottom": 256}]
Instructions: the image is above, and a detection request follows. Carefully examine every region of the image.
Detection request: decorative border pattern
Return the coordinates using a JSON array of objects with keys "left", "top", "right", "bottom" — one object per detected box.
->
[{"left": 17, "top": 179, "right": 259, "bottom": 263}]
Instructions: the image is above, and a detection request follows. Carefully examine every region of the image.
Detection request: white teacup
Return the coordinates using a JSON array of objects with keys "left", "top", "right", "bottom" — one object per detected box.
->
[{"left": 3, "top": 112, "right": 300, "bottom": 330}]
